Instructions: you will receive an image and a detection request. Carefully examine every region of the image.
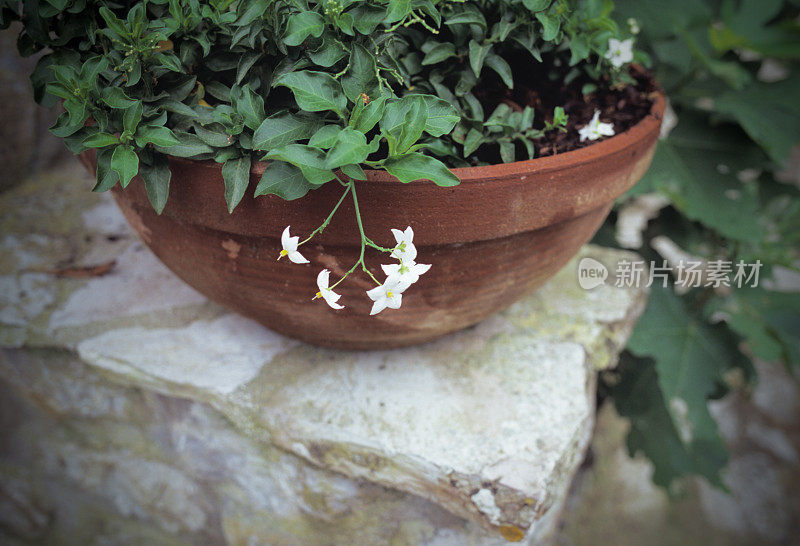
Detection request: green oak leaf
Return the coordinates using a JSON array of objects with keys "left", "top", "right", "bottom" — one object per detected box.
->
[
  {"left": 627, "top": 285, "right": 751, "bottom": 487},
  {"left": 630, "top": 113, "right": 766, "bottom": 242}
]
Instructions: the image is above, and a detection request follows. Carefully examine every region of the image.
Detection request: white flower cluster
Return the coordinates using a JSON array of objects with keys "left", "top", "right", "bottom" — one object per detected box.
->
[
  {"left": 367, "top": 227, "right": 431, "bottom": 315},
  {"left": 278, "top": 225, "right": 430, "bottom": 315}
]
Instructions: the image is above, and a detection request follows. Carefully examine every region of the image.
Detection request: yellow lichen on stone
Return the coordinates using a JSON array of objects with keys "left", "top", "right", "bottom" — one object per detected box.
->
[{"left": 499, "top": 524, "right": 526, "bottom": 542}]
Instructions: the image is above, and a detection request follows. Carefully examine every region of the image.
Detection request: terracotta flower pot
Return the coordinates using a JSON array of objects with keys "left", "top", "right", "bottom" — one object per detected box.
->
[{"left": 80, "top": 92, "right": 664, "bottom": 350}]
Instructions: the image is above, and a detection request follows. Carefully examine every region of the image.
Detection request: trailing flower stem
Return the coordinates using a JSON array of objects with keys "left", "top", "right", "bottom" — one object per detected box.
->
[
  {"left": 330, "top": 181, "right": 383, "bottom": 289},
  {"left": 298, "top": 183, "right": 351, "bottom": 246}
]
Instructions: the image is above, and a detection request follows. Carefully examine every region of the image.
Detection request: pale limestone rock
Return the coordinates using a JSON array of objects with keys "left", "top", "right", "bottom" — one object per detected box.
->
[
  {"left": 78, "top": 315, "right": 299, "bottom": 396},
  {"left": 49, "top": 243, "right": 206, "bottom": 330},
  {"left": 0, "top": 165, "right": 648, "bottom": 544}
]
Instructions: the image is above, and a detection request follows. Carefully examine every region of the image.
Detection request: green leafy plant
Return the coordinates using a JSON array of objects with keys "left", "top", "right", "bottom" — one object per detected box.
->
[
  {"left": 2, "top": 0, "right": 643, "bottom": 312},
  {"left": 599, "top": 0, "right": 800, "bottom": 491}
]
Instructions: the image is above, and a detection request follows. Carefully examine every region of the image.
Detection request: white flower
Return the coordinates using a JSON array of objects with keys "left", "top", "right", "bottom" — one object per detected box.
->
[
  {"left": 627, "top": 18, "right": 640, "bottom": 35},
  {"left": 390, "top": 226, "right": 417, "bottom": 262},
  {"left": 366, "top": 278, "right": 404, "bottom": 315},
  {"left": 605, "top": 38, "right": 634, "bottom": 69},
  {"left": 313, "top": 269, "right": 344, "bottom": 310},
  {"left": 578, "top": 110, "right": 615, "bottom": 142},
  {"left": 381, "top": 261, "right": 431, "bottom": 291},
  {"left": 278, "top": 226, "right": 308, "bottom": 264}
]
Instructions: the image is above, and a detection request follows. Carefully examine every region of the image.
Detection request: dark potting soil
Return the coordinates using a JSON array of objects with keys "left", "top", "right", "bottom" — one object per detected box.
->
[{"left": 471, "top": 64, "right": 658, "bottom": 162}]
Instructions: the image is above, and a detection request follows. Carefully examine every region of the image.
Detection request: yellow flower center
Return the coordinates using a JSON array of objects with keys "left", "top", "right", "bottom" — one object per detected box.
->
[
  {"left": 279, "top": 249, "right": 288, "bottom": 256},
  {"left": 387, "top": 291, "right": 394, "bottom": 298},
  {"left": 315, "top": 291, "right": 322, "bottom": 299}
]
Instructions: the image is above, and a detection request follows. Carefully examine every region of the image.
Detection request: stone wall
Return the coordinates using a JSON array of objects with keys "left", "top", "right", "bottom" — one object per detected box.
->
[{"left": 0, "top": 165, "right": 649, "bottom": 544}]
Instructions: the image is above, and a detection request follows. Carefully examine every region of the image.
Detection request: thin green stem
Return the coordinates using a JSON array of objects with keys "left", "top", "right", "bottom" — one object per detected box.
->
[
  {"left": 329, "top": 180, "right": 382, "bottom": 289},
  {"left": 299, "top": 183, "right": 350, "bottom": 246},
  {"left": 365, "top": 236, "right": 393, "bottom": 253},
  {"left": 350, "top": 180, "right": 368, "bottom": 266}
]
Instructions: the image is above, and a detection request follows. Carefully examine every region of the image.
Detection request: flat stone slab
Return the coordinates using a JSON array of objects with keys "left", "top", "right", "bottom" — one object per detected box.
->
[{"left": 0, "top": 165, "right": 647, "bottom": 544}]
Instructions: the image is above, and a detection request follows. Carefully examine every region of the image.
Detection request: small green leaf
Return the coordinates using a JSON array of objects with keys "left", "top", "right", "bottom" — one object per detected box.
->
[
  {"left": 536, "top": 12, "right": 560, "bottom": 41},
  {"left": 253, "top": 112, "right": 321, "bottom": 150},
  {"left": 101, "top": 87, "right": 138, "bottom": 109},
  {"left": 522, "top": 0, "right": 551, "bottom": 12},
  {"left": 463, "top": 128, "right": 483, "bottom": 156},
  {"left": 264, "top": 144, "right": 336, "bottom": 185},
  {"left": 341, "top": 163, "right": 366, "bottom": 181},
  {"left": 123, "top": 101, "right": 143, "bottom": 134},
  {"left": 384, "top": 152, "right": 460, "bottom": 186},
  {"left": 569, "top": 34, "right": 590, "bottom": 66},
  {"left": 155, "top": 131, "right": 214, "bottom": 157},
  {"left": 283, "top": 11, "right": 325, "bottom": 47},
  {"left": 336, "top": 12, "right": 355, "bottom": 35},
  {"left": 349, "top": 4, "right": 385, "bottom": 33},
  {"left": 395, "top": 96, "right": 427, "bottom": 155},
  {"left": 485, "top": 54, "right": 514, "bottom": 89},
  {"left": 222, "top": 155, "right": 252, "bottom": 213},
  {"left": 134, "top": 126, "right": 179, "bottom": 148},
  {"left": 194, "top": 123, "right": 233, "bottom": 147},
  {"left": 500, "top": 141, "right": 515, "bottom": 163},
  {"left": 341, "top": 44, "right": 379, "bottom": 102},
  {"left": 157, "top": 52, "right": 183, "bottom": 72},
  {"left": 51, "top": 101, "right": 86, "bottom": 137},
  {"left": 385, "top": 0, "right": 411, "bottom": 23},
  {"left": 92, "top": 148, "right": 119, "bottom": 192},
  {"left": 255, "top": 161, "right": 313, "bottom": 200},
  {"left": 468, "top": 40, "right": 491, "bottom": 78},
  {"left": 308, "top": 35, "right": 347, "bottom": 67},
  {"left": 351, "top": 96, "right": 387, "bottom": 134},
  {"left": 421, "top": 43, "right": 456, "bottom": 65},
  {"left": 444, "top": 5, "right": 486, "bottom": 28},
  {"left": 308, "top": 125, "right": 342, "bottom": 148},
  {"left": 140, "top": 153, "right": 171, "bottom": 214},
  {"left": 236, "top": 51, "right": 261, "bottom": 85},
  {"left": 274, "top": 71, "right": 347, "bottom": 114},
  {"left": 232, "top": 84, "right": 265, "bottom": 131},
  {"left": 111, "top": 144, "right": 139, "bottom": 188},
  {"left": 325, "top": 127, "right": 370, "bottom": 169},
  {"left": 83, "top": 132, "right": 120, "bottom": 148},
  {"left": 98, "top": 6, "right": 128, "bottom": 38},
  {"left": 236, "top": 0, "right": 269, "bottom": 26}
]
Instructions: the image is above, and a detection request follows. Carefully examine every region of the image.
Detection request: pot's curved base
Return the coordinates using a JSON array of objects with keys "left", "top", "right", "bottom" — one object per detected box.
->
[
  {"left": 112, "top": 191, "right": 609, "bottom": 350},
  {"left": 84, "top": 90, "right": 663, "bottom": 350}
]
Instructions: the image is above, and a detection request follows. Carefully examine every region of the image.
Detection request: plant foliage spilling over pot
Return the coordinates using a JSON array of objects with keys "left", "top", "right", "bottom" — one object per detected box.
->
[{"left": 2, "top": 0, "right": 660, "bottom": 345}]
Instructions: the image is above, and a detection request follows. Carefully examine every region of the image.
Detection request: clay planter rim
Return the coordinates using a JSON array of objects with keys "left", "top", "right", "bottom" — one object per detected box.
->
[
  {"left": 169, "top": 91, "right": 665, "bottom": 183},
  {"left": 151, "top": 91, "right": 665, "bottom": 247}
]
